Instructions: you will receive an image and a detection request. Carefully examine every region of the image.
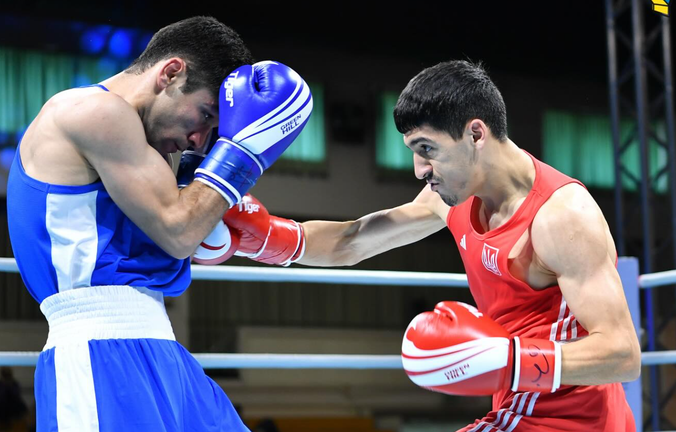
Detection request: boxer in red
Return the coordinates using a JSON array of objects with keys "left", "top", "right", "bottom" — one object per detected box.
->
[{"left": 211, "top": 60, "right": 640, "bottom": 431}]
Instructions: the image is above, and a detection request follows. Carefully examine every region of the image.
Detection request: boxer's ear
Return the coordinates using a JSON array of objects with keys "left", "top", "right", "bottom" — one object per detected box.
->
[
  {"left": 156, "top": 58, "right": 187, "bottom": 94},
  {"left": 468, "top": 119, "right": 487, "bottom": 149}
]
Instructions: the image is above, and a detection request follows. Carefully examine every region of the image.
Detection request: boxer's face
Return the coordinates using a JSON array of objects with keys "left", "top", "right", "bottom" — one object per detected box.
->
[
  {"left": 404, "top": 125, "right": 479, "bottom": 207},
  {"left": 144, "top": 86, "right": 219, "bottom": 157}
]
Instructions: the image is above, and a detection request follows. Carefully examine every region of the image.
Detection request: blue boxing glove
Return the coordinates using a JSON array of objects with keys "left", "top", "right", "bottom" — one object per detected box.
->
[{"left": 194, "top": 61, "right": 313, "bottom": 207}]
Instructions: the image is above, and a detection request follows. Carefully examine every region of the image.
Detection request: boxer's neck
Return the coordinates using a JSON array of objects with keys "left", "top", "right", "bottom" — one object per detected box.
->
[{"left": 474, "top": 139, "right": 536, "bottom": 220}]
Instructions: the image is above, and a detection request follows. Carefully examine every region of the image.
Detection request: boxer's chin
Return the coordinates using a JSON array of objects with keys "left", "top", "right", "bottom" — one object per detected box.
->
[{"left": 438, "top": 192, "right": 458, "bottom": 207}]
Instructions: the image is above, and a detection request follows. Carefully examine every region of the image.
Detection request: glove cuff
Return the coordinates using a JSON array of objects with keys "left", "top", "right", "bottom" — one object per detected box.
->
[
  {"left": 195, "top": 138, "right": 263, "bottom": 206},
  {"left": 279, "top": 221, "right": 305, "bottom": 267},
  {"left": 251, "top": 217, "right": 305, "bottom": 266},
  {"left": 512, "top": 337, "right": 562, "bottom": 393}
]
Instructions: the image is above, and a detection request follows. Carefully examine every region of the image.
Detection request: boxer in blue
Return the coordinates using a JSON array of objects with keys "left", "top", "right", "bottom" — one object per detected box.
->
[{"left": 6, "top": 16, "right": 312, "bottom": 432}]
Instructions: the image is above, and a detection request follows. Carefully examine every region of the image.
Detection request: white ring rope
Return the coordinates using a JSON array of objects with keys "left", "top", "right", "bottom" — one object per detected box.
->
[
  {"left": 1, "top": 351, "right": 674, "bottom": 369},
  {"left": 0, "top": 257, "right": 469, "bottom": 287},
  {"left": 0, "top": 257, "right": 674, "bottom": 369},
  {"left": 638, "top": 269, "right": 676, "bottom": 288},
  {"left": 0, "top": 352, "right": 404, "bottom": 368}
]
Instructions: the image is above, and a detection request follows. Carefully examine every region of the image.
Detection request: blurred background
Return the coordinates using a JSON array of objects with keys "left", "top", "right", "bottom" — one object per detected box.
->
[{"left": 0, "top": 1, "right": 674, "bottom": 431}]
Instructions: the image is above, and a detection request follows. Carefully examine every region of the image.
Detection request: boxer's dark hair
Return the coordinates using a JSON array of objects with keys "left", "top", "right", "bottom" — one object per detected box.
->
[
  {"left": 126, "top": 16, "right": 253, "bottom": 98},
  {"left": 394, "top": 60, "right": 508, "bottom": 141}
]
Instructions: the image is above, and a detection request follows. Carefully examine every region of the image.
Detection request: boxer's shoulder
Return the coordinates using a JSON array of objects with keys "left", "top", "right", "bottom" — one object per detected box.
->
[
  {"left": 54, "top": 88, "right": 140, "bottom": 144},
  {"left": 531, "top": 182, "right": 611, "bottom": 269},
  {"left": 533, "top": 182, "right": 600, "bottom": 232},
  {"left": 21, "top": 87, "right": 145, "bottom": 185}
]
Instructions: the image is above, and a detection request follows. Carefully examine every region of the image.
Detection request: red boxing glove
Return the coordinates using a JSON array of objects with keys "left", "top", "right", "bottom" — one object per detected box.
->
[
  {"left": 402, "top": 301, "right": 561, "bottom": 396},
  {"left": 223, "top": 194, "right": 305, "bottom": 266},
  {"left": 192, "top": 221, "right": 241, "bottom": 265}
]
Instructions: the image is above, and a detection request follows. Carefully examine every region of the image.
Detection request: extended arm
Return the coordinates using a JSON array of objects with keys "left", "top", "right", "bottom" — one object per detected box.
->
[
  {"left": 532, "top": 184, "right": 641, "bottom": 385},
  {"left": 216, "top": 185, "right": 450, "bottom": 267},
  {"left": 299, "top": 185, "right": 449, "bottom": 266}
]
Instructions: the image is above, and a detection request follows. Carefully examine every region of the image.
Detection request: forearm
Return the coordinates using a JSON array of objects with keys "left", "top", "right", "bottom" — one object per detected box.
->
[
  {"left": 299, "top": 205, "right": 445, "bottom": 267},
  {"left": 298, "top": 220, "right": 363, "bottom": 267},
  {"left": 157, "top": 182, "right": 229, "bottom": 258},
  {"left": 560, "top": 330, "right": 641, "bottom": 385}
]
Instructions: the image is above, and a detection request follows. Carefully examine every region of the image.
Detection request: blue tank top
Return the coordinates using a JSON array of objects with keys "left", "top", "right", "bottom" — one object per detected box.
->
[{"left": 6, "top": 85, "right": 191, "bottom": 303}]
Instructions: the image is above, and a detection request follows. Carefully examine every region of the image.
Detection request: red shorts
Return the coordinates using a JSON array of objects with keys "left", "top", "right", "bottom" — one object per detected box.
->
[{"left": 457, "top": 384, "right": 635, "bottom": 432}]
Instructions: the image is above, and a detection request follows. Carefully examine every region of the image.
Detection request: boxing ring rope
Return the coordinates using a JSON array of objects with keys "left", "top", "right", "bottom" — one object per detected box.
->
[
  {"left": 0, "top": 256, "right": 675, "bottom": 431},
  {"left": 0, "top": 258, "right": 674, "bottom": 367},
  {"left": 1, "top": 349, "right": 675, "bottom": 369},
  {"left": 0, "top": 352, "right": 404, "bottom": 369},
  {"left": 0, "top": 257, "right": 469, "bottom": 287}
]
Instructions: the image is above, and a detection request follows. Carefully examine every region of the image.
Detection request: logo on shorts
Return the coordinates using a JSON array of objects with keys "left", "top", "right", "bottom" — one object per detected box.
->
[
  {"left": 651, "top": 0, "right": 669, "bottom": 16},
  {"left": 481, "top": 243, "right": 501, "bottom": 276}
]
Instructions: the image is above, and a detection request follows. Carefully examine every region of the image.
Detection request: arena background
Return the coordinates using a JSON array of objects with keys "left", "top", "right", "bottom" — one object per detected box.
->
[{"left": 0, "top": 1, "right": 674, "bottom": 431}]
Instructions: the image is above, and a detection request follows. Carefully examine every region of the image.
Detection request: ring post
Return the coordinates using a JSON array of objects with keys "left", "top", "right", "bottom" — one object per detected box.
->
[{"left": 619, "top": 257, "right": 642, "bottom": 432}]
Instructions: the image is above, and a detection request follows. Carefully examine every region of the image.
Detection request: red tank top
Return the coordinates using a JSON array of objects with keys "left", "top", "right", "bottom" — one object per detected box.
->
[{"left": 447, "top": 152, "right": 635, "bottom": 432}]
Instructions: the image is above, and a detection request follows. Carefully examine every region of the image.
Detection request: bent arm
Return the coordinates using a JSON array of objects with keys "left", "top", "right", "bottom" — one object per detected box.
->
[
  {"left": 299, "top": 185, "right": 449, "bottom": 267},
  {"left": 64, "top": 94, "right": 227, "bottom": 259},
  {"left": 532, "top": 184, "right": 641, "bottom": 385}
]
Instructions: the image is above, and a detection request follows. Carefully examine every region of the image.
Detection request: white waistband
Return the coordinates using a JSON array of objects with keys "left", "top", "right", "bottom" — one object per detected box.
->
[{"left": 40, "top": 285, "right": 175, "bottom": 350}]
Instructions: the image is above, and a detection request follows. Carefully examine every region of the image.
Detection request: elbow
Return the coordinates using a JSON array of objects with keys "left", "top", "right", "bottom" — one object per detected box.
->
[
  {"left": 158, "top": 216, "right": 198, "bottom": 260},
  {"left": 169, "top": 244, "right": 194, "bottom": 260},
  {"left": 623, "top": 357, "right": 641, "bottom": 383},
  {"left": 627, "top": 342, "right": 642, "bottom": 382},
  {"left": 616, "top": 335, "right": 642, "bottom": 382},
  {"left": 160, "top": 236, "right": 195, "bottom": 260}
]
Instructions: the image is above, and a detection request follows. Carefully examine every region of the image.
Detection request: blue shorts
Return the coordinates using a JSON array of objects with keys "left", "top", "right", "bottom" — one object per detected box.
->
[{"left": 35, "top": 286, "right": 249, "bottom": 432}]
